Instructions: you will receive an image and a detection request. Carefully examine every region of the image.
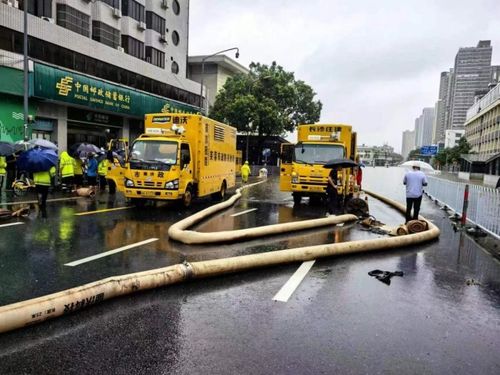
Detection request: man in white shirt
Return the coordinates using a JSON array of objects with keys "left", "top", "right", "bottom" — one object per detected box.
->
[{"left": 403, "top": 165, "right": 428, "bottom": 223}]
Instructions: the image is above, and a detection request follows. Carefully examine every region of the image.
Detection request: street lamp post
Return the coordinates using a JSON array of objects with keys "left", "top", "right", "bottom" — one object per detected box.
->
[
  {"left": 23, "top": 1, "right": 29, "bottom": 141},
  {"left": 199, "top": 47, "right": 239, "bottom": 114},
  {"left": 245, "top": 121, "right": 253, "bottom": 162}
]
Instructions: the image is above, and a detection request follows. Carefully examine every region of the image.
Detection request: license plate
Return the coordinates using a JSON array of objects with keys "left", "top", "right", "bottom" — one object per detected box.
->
[{"left": 140, "top": 190, "right": 157, "bottom": 197}]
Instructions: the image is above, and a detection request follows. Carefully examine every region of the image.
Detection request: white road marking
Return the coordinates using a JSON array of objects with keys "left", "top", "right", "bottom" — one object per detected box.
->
[
  {"left": 273, "top": 260, "right": 316, "bottom": 302},
  {"left": 0, "top": 222, "right": 24, "bottom": 228},
  {"left": 230, "top": 208, "right": 258, "bottom": 217},
  {"left": 65, "top": 238, "right": 159, "bottom": 267}
]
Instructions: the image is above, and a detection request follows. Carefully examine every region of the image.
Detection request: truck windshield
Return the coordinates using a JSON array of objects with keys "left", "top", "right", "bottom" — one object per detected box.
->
[
  {"left": 294, "top": 144, "right": 345, "bottom": 165},
  {"left": 130, "top": 140, "right": 178, "bottom": 164}
]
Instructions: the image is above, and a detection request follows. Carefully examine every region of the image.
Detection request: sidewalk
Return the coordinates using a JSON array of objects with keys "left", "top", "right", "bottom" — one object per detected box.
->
[{"left": 432, "top": 171, "right": 489, "bottom": 187}]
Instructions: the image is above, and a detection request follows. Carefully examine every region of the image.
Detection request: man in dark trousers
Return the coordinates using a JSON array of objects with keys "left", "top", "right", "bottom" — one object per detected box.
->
[
  {"left": 403, "top": 164, "right": 428, "bottom": 223},
  {"left": 327, "top": 167, "right": 340, "bottom": 215}
]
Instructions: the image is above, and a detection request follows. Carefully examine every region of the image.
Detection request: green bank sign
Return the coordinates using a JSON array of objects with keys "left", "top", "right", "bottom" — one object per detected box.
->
[
  {"left": 33, "top": 63, "right": 199, "bottom": 117},
  {"left": 0, "top": 94, "right": 34, "bottom": 142}
]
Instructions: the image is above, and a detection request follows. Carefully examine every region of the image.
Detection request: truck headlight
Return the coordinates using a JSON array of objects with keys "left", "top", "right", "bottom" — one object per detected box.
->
[
  {"left": 125, "top": 179, "right": 134, "bottom": 187},
  {"left": 291, "top": 172, "right": 299, "bottom": 184},
  {"left": 165, "top": 179, "right": 179, "bottom": 190}
]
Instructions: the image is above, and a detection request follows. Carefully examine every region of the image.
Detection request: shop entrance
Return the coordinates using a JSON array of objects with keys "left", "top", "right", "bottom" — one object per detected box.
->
[{"left": 67, "top": 123, "right": 119, "bottom": 149}]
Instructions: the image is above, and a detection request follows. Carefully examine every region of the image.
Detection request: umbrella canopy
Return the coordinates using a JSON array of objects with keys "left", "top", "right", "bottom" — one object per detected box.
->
[
  {"left": 13, "top": 140, "right": 34, "bottom": 153},
  {"left": 400, "top": 160, "right": 435, "bottom": 171},
  {"left": 16, "top": 148, "right": 58, "bottom": 173},
  {"left": 69, "top": 143, "right": 101, "bottom": 158},
  {"left": 96, "top": 151, "right": 122, "bottom": 163},
  {"left": 0, "top": 141, "right": 15, "bottom": 156},
  {"left": 323, "top": 158, "right": 358, "bottom": 169},
  {"left": 29, "top": 138, "right": 59, "bottom": 150}
]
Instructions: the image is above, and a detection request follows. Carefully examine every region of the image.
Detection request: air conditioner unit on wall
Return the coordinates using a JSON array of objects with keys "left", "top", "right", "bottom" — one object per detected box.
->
[
  {"left": 161, "top": 0, "right": 168, "bottom": 10},
  {"left": 113, "top": 8, "right": 122, "bottom": 19},
  {"left": 117, "top": 46, "right": 125, "bottom": 52},
  {"left": 137, "top": 21, "right": 146, "bottom": 31},
  {"left": 5, "top": 0, "right": 19, "bottom": 8},
  {"left": 159, "top": 34, "right": 167, "bottom": 43},
  {"left": 41, "top": 16, "right": 55, "bottom": 24}
]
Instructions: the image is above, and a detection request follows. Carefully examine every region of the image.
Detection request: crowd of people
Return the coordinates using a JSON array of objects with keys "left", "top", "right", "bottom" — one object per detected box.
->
[{"left": 0, "top": 148, "right": 113, "bottom": 208}]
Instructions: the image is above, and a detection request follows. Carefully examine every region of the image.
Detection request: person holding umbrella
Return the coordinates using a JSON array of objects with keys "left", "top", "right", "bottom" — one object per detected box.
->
[
  {"left": 86, "top": 152, "right": 98, "bottom": 187},
  {"left": 16, "top": 148, "right": 58, "bottom": 208},
  {"left": 0, "top": 155, "right": 6, "bottom": 192},
  {"left": 0, "top": 142, "right": 15, "bottom": 192},
  {"left": 326, "top": 166, "right": 340, "bottom": 215},
  {"left": 97, "top": 153, "right": 109, "bottom": 192},
  {"left": 74, "top": 157, "right": 84, "bottom": 188},
  {"left": 59, "top": 151, "right": 76, "bottom": 191},
  {"left": 34, "top": 165, "right": 56, "bottom": 208}
]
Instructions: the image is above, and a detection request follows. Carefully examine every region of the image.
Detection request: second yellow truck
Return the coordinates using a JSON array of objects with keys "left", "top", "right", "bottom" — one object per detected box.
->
[{"left": 280, "top": 123, "right": 358, "bottom": 205}]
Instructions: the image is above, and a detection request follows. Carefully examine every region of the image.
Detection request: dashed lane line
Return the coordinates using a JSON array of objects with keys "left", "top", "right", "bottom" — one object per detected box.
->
[
  {"left": 75, "top": 206, "right": 133, "bottom": 216},
  {"left": 273, "top": 260, "right": 316, "bottom": 302},
  {"left": 0, "top": 222, "right": 24, "bottom": 228},
  {"left": 64, "top": 238, "right": 159, "bottom": 267},
  {"left": 1, "top": 196, "right": 83, "bottom": 206},
  {"left": 230, "top": 208, "right": 258, "bottom": 217}
]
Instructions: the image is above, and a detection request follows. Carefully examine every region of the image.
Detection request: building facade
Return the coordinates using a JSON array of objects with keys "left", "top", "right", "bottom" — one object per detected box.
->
[
  {"left": 0, "top": 0, "right": 200, "bottom": 149},
  {"left": 401, "top": 129, "right": 415, "bottom": 160},
  {"left": 464, "top": 82, "right": 500, "bottom": 158},
  {"left": 449, "top": 40, "right": 492, "bottom": 130},
  {"left": 444, "top": 129, "right": 465, "bottom": 149},
  {"left": 357, "top": 144, "right": 400, "bottom": 166},
  {"left": 188, "top": 54, "right": 249, "bottom": 113}
]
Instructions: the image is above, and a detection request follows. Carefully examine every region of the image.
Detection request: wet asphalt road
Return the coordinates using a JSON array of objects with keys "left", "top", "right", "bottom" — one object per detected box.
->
[{"left": 0, "top": 167, "right": 499, "bottom": 374}]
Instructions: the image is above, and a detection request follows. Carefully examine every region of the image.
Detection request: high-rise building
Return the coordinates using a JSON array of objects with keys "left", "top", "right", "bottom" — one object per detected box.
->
[
  {"left": 0, "top": 1, "right": 200, "bottom": 148},
  {"left": 401, "top": 130, "right": 415, "bottom": 160},
  {"left": 414, "top": 107, "right": 435, "bottom": 148},
  {"left": 414, "top": 117, "right": 422, "bottom": 148},
  {"left": 432, "top": 70, "right": 453, "bottom": 143},
  {"left": 449, "top": 40, "right": 492, "bottom": 130}
]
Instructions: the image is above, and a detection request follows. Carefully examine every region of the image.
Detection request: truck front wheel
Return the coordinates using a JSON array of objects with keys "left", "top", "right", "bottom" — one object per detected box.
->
[
  {"left": 292, "top": 193, "right": 302, "bottom": 205},
  {"left": 182, "top": 186, "right": 193, "bottom": 208}
]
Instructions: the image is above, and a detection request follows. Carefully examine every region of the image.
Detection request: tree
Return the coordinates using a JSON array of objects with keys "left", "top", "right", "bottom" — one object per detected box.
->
[
  {"left": 210, "top": 61, "right": 322, "bottom": 144},
  {"left": 434, "top": 137, "right": 471, "bottom": 169}
]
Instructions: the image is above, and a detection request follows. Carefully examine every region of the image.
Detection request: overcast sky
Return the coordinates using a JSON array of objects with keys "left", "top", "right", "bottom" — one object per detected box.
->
[{"left": 189, "top": 0, "right": 500, "bottom": 153}]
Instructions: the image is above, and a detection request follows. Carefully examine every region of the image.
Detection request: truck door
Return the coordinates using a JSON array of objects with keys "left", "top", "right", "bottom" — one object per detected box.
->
[
  {"left": 179, "top": 143, "right": 193, "bottom": 194},
  {"left": 279, "top": 143, "right": 294, "bottom": 192}
]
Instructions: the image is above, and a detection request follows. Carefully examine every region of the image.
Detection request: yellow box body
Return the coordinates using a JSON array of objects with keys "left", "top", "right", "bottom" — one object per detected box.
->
[{"left": 122, "top": 113, "right": 236, "bottom": 202}]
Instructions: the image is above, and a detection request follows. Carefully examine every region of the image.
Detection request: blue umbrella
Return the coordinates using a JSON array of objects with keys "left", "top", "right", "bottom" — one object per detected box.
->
[
  {"left": 16, "top": 148, "right": 58, "bottom": 173},
  {"left": 0, "top": 141, "right": 15, "bottom": 156}
]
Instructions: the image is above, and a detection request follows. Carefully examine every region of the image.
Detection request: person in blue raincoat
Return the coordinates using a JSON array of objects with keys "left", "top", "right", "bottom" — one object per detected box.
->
[{"left": 86, "top": 153, "right": 98, "bottom": 187}]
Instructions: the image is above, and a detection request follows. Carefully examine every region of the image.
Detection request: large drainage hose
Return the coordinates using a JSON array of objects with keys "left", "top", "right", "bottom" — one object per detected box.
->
[
  {"left": 0, "top": 188, "right": 439, "bottom": 334},
  {"left": 168, "top": 180, "right": 357, "bottom": 244}
]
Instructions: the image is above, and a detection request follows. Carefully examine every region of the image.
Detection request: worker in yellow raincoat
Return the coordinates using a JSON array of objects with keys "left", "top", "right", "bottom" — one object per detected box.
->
[
  {"left": 240, "top": 161, "right": 251, "bottom": 183},
  {"left": 98, "top": 158, "right": 109, "bottom": 192}
]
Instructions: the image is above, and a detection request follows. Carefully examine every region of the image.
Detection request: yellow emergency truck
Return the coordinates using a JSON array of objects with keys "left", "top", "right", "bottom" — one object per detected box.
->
[
  {"left": 122, "top": 113, "right": 236, "bottom": 207},
  {"left": 106, "top": 138, "right": 128, "bottom": 194},
  {"left": 280, "top": 123, "right": 358, "bottom": 205}
]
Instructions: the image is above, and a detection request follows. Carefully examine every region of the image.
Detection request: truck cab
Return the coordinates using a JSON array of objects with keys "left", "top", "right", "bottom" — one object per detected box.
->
[
  {"left": 280, "top": 124, "right": 357, "bottom": 204},
  {"left": 121, "top": 113, "right": 236, "bottom": 207}
]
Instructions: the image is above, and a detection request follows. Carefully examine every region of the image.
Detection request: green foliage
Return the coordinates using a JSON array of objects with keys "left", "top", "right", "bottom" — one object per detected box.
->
[
  {"left": 210, "top": 61, "right": 322, "bottom": 137},
  {"left": 434, "top": 137, "right": 472, "bottom": 166}
]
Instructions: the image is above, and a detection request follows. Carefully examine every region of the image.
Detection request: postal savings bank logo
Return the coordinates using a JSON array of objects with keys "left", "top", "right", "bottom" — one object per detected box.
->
[{"left": 56, "top": 76, "right": 74, "bottom": 96}]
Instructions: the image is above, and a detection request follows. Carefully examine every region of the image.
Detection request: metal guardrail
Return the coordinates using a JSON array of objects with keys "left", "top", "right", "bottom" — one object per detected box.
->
[{"left": 426, "top": 176, "right": 500, "bottom": 239}]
